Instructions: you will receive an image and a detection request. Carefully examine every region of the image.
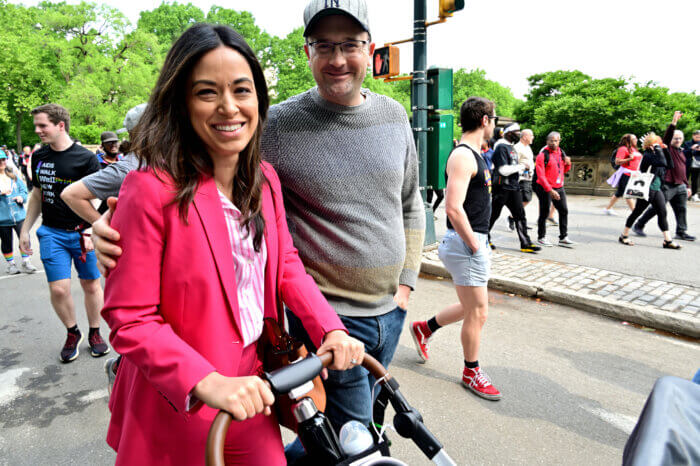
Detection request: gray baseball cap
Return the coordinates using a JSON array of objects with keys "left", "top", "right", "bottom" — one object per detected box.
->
[
  {"left": 119, "top": 103, "right": 147, "bottom": 134},
  {"left": 303, "top": 0, "right": 370, "bottom": 37}
]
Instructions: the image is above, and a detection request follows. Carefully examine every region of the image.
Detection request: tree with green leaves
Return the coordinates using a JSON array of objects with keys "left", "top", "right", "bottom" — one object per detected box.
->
[
  {"left": 452, "top": 69, "right": 519, "bottom": 119},
  {"left": 515, "top": 70, "right": 700, "bottom": 154},
  {"left": 206, "top": 6, "right": 272, "bottom": 65},
  {"left": 265, "top": 27, "right": 315, "bottom": 104},
  {"left": 0, "top": 2, "right": 65, "bottom": 149},
  {"left": 136, "top": 1, "right": 204, "bottom": 46}
]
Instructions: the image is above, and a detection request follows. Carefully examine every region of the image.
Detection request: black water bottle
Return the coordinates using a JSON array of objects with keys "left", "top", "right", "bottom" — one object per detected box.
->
[{"left": 294, "top": 398, "right": 344, "bottom": 463}]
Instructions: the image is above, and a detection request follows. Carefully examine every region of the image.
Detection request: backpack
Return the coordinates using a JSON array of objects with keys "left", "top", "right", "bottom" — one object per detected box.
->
[{"left": 611, "top": 147, "right": 620, "bottom": 169}]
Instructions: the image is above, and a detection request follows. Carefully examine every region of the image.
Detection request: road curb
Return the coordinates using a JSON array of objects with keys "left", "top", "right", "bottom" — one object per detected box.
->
[{"left": 421, "top": 257, "right": 700, "bottom": 339}]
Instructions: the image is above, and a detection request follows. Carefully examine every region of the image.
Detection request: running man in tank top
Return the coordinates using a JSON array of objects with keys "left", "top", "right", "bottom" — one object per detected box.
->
[{"left": 410, "top": 97, "right": 502, "bottom": 400}]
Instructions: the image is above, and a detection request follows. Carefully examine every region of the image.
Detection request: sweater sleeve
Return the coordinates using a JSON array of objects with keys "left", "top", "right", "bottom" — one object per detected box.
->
[
  {"left": 261, "top": 106, "right": 280, "bottom": 171},
  {"left": 398, "top": 118, "right": 425, "bottom": 290},
  {"left": 662, "top": 124, "right": 675, "bottom": 147}
]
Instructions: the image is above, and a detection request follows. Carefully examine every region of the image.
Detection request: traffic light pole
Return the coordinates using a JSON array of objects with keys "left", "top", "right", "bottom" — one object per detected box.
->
[{"left": 412, "top": 0, "right": 436, "bottom": 246}]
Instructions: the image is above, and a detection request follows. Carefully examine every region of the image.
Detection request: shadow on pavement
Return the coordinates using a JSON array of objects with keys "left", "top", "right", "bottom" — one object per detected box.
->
[
  {"left": 393, "top": 345, "right": 631, "bottom": 449},
  {"left": 546, "top": 347, "right": 670, "bottom": 396}
]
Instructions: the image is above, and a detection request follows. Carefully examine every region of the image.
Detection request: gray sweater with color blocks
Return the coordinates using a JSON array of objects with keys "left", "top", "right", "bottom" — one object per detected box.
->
[{"left": 261, "top": 87, "right": 425, "bottom": 317}]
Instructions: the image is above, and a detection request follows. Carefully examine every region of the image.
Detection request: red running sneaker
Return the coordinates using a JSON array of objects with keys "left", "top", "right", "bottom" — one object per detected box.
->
[
  {"left": 409, "top": 321, "right": 431, "bottom": 363},
  {"left": 462, "top": 366, "right": 502, "bottom": 400}
]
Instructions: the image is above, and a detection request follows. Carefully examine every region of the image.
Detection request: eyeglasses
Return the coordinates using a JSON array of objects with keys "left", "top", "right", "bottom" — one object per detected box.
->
[
  {"left": 487, "top": 115, "right": 498, "bottom": 124},
  {"left": 308, "top": 39, "right": 369, "bottom": 58}
]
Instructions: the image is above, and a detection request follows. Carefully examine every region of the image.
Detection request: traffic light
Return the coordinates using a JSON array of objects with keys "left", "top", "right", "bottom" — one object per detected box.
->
[
  {"left": 439, "top": 0, "right": 465, "bottom": 18},
  {"left": 373, "top": 46, "right": 400, "bottom": 79}
]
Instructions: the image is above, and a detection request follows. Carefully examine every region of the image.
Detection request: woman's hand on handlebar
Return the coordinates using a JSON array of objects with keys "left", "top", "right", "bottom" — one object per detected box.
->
[
  {"left": 193, "top": 372, "right": 275, "bottom": 421},
  {"left": 317, "top": 330, "right": 365, "bottom": 371}
]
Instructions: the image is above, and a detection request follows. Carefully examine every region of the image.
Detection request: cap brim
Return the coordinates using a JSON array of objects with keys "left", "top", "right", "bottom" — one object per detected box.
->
[
  {"left": 304, "top": 9, "right": 368, "bottom": 37},
  {"left": 102, "top": 138, "right": 119, "bottom": 143}
]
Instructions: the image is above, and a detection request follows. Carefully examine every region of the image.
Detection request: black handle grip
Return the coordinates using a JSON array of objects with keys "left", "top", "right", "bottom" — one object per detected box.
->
[{"left": 264, "top": 353, "right": 329, "bottom": 394}]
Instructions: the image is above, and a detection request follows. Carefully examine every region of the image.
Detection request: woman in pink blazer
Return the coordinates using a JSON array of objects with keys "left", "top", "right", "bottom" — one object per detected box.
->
[{"left": 101, "top": 24, "right": 364, "bottom": 465}]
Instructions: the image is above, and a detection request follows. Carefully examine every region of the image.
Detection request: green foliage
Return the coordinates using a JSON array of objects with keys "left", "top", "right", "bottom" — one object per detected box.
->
[
  {"left": 449, "top": 69, "right": 519, "bottom": 136},
  {"left": 515, "top": 71, "right": 700, "bottom": 154},
  {"left": 452, "top": 69, "right": 519, "bottom": 118},
  {"left": 2, "top": 2, "right": 697, "bottom": 154},
  {"left": 137, "top": 1, "right": 204, "bottom": 45},
  {"left": 70, "top": 123, "right": 103, "bottom": 144},
  {"left": 0, "top": 2, "right": 66, "bottom": 145},
  {"left": 206, "top": 6, "right": 272, "bottom": 65},
  {"left": 267, "top": 27, "right": 315, "bottom": 104}
]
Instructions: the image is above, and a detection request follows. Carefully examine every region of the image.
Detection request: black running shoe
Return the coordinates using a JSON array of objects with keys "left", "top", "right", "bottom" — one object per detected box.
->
[
  {"left": 674, "top": 232, "right": 696, "bottom": 241},
  {"left": 89, "top": 331, "right": 110, "bottom": 357},
  {"left": 60, "top": 330, "right": 84, "bottom": 363},
  {"left": 520, "top": 244, "right": 542, "bottom": 253},
  {"left": 632, "top": 225, "right": 646, "bottom": 237}
]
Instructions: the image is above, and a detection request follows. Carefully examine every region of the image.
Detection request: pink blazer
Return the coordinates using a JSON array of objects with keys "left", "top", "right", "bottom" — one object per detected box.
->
[{"left": 102, "top": 162, "right": 344, "bottom": 465}]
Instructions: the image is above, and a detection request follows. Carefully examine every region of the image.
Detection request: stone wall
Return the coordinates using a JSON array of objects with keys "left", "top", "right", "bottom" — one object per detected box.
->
[{"left": 564, "top": 156, "right": 616, "bottom": 196}]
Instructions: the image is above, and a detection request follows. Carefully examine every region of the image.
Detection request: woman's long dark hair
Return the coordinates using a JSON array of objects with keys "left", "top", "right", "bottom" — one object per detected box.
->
[
  {"left": 131, "top": 23, "right": 269, "bottom": 251},
  {"left": 618, "top": 134, "right": 636, "bottom": 151}
]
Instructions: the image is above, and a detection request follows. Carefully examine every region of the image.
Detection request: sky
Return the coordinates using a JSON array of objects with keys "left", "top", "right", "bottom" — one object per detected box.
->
[{"left": 11, "top": 0, "right": 700, "bottom": 98}]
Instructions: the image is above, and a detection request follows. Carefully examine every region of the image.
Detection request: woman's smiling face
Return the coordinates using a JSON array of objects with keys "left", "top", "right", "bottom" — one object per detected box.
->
[{"left": 186, "top": 45, "right": 259, "bottom": 162}]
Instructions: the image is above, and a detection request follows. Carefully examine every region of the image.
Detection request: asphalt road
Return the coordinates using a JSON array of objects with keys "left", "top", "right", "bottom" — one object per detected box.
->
[
  {"left": 433, "top": 194, "right": 700, "bottom": 288},
  {"left": 1, "top": 271, "right": 697, "bottom": 465}
]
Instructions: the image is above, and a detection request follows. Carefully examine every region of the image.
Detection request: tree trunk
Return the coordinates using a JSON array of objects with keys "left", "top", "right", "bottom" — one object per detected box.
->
[{"left": 15, "top": 111, "right": 24, "bottom": 151}]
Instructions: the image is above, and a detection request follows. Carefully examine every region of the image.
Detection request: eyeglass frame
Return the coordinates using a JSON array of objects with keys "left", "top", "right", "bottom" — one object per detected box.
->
[{"left": 307, "top": 39, "right": 370, "bottom": 57}]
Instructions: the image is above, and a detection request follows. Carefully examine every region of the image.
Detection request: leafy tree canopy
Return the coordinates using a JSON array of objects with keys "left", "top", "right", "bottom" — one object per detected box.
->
[
  {"left": 2, "top": 2, "right": 697, "bottom": 155},
  {"left": 515, "top": 70, "right": 700, "bottom": 154}
]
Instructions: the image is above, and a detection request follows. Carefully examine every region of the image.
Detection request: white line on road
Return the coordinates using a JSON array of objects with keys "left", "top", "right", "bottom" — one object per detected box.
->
[
  {"left": 79, "top": 389, "right": 108, "bottom": 404},
  {"left": 651, "top": 334, "right": 700, "bottom": 352},
  {"left": 0, "top": 270, "right": 45, "bottom": 281},
  {"left": 582, "top": 406, "right": 638, "bottom": 434},
  {"left": 0, "top": 368, "right": 30, "bottom": 405}
]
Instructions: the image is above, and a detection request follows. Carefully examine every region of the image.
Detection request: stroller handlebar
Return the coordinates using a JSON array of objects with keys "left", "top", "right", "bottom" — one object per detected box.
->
[{"left": 205, "top": 353, "right": 455, "bottom": 466}]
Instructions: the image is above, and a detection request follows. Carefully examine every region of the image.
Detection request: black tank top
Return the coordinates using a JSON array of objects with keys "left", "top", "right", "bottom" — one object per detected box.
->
[{"left": 445, "top": 144, "right": 492, "bottom": 234}]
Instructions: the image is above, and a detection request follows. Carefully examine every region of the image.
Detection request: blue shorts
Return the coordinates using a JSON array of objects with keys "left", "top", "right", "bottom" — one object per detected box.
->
[
  {"left": 36, "top": 225, "right": 101, "bottom": 282},
  {"left": 438, "top": 229, "right": 491, "bottom": 287}
]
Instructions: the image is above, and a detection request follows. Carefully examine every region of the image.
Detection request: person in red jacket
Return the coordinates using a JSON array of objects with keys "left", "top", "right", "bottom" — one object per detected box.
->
[{"left": 533, "top": 132, "right": 576, "bottom": 247}]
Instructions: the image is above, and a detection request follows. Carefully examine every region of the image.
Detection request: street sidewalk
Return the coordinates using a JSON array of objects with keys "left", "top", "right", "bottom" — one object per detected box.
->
[{"left": 422, "top": 195, "right": 700, "bottom": 339}]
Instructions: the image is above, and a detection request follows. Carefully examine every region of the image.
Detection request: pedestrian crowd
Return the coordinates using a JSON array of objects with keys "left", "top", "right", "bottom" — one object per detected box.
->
[{"left": 1, "top": 0, "right": 698, "bottom": 463}]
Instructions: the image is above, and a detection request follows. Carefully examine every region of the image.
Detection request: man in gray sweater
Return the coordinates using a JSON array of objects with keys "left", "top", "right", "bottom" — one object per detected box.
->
[
  {"left": 276, "top": 0, "right": 424, "bottom": 447},
  {"left": 91, "top": 0, "right": 424, "bottom": 444}
]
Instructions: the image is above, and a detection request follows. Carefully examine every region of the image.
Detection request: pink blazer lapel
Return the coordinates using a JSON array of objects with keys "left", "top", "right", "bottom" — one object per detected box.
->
[
  {"left": 192, "top": 176, "right": 243, "bottom": 335},
  {"left": 261, "top": 179, "right": 279, "bottom": 320}
]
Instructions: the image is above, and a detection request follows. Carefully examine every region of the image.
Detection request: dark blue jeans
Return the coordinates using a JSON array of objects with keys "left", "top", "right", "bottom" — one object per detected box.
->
[{"left": 285, "top": 305, "right": 407, "bottom": 462}]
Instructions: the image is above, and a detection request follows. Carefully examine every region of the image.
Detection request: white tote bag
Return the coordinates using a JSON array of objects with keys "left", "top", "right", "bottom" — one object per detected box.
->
[{"left": 623, "top": 167, "right": 654, "bottom": 201}]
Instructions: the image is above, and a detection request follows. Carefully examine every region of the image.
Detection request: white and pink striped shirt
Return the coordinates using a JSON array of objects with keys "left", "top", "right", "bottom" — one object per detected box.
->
[{"left": 218, "top": 190, "right": 267, "bottom": 347}]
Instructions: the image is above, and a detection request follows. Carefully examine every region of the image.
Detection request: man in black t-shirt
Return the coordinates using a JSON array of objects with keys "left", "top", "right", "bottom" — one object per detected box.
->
[
  {"left": 19, "top": 104, "right": 109, "bottom": 364},
  {"left": 410, "top": 97, "right": 504, "bottom": 401},
  {"left": 488, "top": 124, "right": 540, "bottom": 253}
]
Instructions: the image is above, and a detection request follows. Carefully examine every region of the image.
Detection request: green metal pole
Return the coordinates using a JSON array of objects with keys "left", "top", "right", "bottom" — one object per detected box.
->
[{"left": 413, "top": 0, "right": 436, "bottom": 246}]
